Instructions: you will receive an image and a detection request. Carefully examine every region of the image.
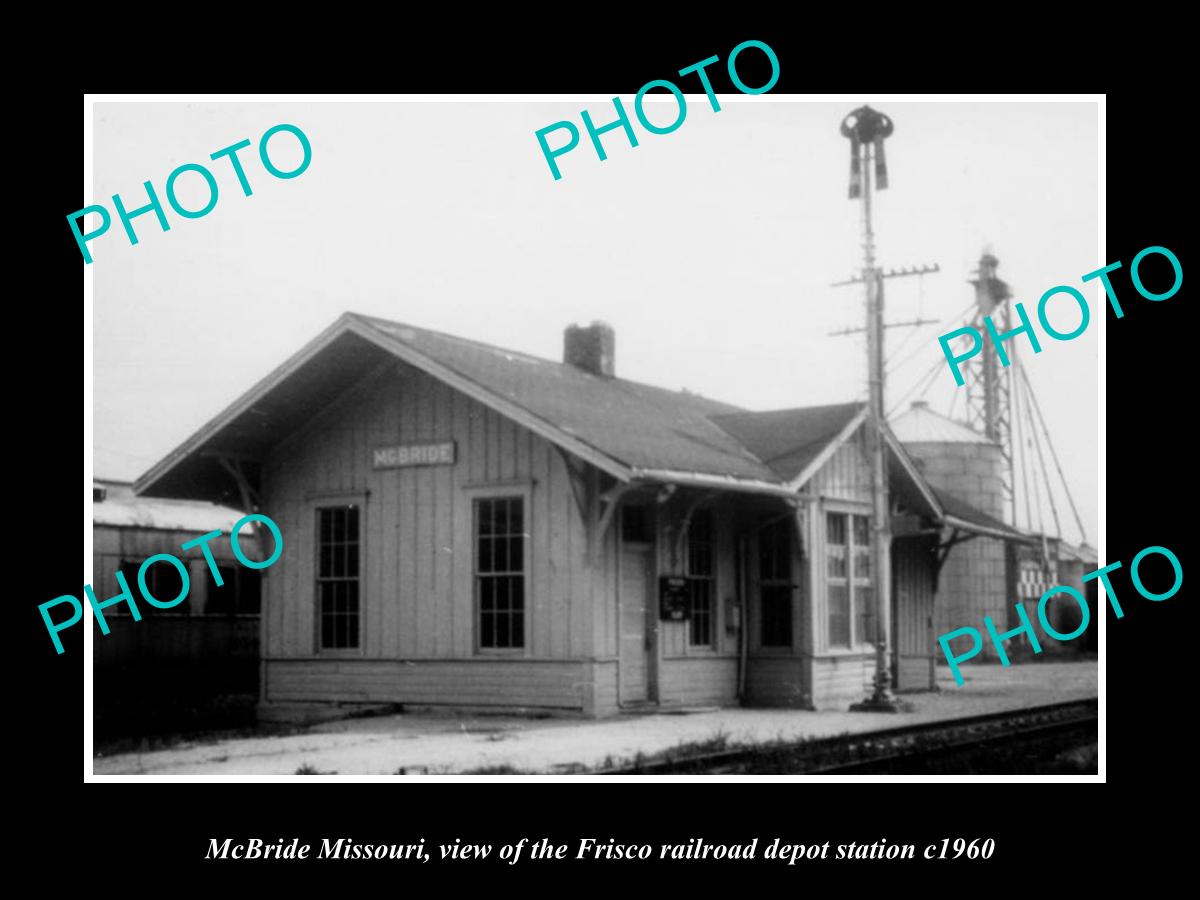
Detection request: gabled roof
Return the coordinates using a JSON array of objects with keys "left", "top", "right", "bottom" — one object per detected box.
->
[
  {"left": 356, "top": 315, "right": 778, "bottom": 485},
  {"left": 129, "top": 312, "right": 1018, "bottom": 540},
  {"left": 710, "top": 402, "right": 865, "bottom": 483},
  {"left": 135, "top": 313, "right": 788, "bottom": 500},
  {"left": 935, "top": 488, "right": 1030, "bottom": 542}
]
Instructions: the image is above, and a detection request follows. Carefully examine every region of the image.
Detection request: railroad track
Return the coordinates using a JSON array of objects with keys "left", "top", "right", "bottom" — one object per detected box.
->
[{"left": 598, "top": 698, "right": 1098, "bottom": 775}]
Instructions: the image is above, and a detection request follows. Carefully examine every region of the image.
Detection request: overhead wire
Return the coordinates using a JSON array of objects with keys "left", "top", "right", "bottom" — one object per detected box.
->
[
  {"left": 1014, "top": 366, "right": 1034, "bottom": 532},
  {"left": 885, "top": 301, "right": 976, "bottom": 376},
  {"left": 1024, "top": 373, "right": 1063, "bottom": 539},
  {"left": 886, "top": 352, "right": 945, "bottom": 418},
  {"left": 1019, "top": 365, "right": 1089, "bottom": 544},
  {"left": 1022, "top": 372, "right": 1045, "bottom": 538}
]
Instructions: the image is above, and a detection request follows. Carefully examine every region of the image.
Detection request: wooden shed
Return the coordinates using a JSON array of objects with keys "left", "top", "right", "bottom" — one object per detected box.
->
[{"left": 135, "top": 315, "right": 1015, "bottom": 715}]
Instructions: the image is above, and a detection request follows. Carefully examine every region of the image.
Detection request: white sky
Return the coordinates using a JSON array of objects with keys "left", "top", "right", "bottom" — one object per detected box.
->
[{"left": 92, "top": 99, "right": 1099, "bottom": 544}]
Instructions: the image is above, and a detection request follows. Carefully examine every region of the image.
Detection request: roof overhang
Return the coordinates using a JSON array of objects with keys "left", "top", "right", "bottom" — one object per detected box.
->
[
  {"left": 631, "top": 468, "right": 798, "bottom": 499},
  {"left": 942, "top": 515, "right": 1034, "bottom": 543},
  {"left": 882, "top": 425, "right": 943, "bottom": 520},
  {"left": 781, "top": 409, "right": 943, "bottom": 520},
  {"left": 135, "top": 314, "right": 636, "bottom": 502}
]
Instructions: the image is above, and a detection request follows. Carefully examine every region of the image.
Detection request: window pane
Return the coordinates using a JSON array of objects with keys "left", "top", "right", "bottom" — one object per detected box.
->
[
  {"left": 347, "top": 542, "right": 359, "bottom": 577},
  {"left": 827, "top": 546, "right": 847, "bottom": 578},
  {"left": 347, "top": 507, "right": 359, "bottom": 541},
  {"left": 759, "top": 518, "right": 792, "bottom": 581},
  {"left": 688, "top": 511, "right": 713, "bottom": 578},
  {"left": 496, "top": 575, "right": 509, "bottom": 612},
  {"left": 475, "top": 497, "right": 525, "bottom": 649},
  {"left": 853, "top": 546, "right": 871, "bottom": 579},
  {"left": 826, "top": 513, "right": 849, "bottom": 578},
  {"left": 853, "top": 514, "right": 870, "bottom": 547},
  {"left": 500, "top": 605, "right": 513, "bottom": 648},
  {"left": 826, "top": 512, "right": 847, "bottom": 546},
  {"left": 689, "top": 578, "right": 712, "bottom": 646},
  {"left": 828, "top": 583, "right": 851, "bottom": 647}
]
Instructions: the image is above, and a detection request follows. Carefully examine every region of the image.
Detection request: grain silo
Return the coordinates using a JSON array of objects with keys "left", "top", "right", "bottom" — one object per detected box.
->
[{"left": 890, "top": 401, "right": 1010, "bottom": 659}]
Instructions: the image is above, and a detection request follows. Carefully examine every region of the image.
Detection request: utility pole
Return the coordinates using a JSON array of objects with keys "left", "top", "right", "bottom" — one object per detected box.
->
[{"left": 840, "top": 105, "right": 906, "bottom": 712}]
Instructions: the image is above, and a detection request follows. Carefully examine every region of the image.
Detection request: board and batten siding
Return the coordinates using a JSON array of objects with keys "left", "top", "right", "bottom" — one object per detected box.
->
[
  {"left": 892, "top": 534, "right": 937, "bottom": 692},
  {"left": 745, "top": 503, "right": 812, "bottom": 708},
  {"left": 807, "top": 428, "right": 873, "bottom": 502},
  {"left": 810, "top": 655, "right": 872, "bottom": 708},
  {"left": 260, "top": 361, "right": 613, "bottom": 713},
  {"left": 656, "top": 498, "right": 741, "bottom": 707},
  {"left": 807, "top": 427, "right": 875, "bottom": 708}
]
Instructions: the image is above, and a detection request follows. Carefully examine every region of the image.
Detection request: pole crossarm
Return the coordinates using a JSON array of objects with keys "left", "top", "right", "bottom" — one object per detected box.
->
[
  {"left": 829, "top": 317, "right": 939, "bottom": 337},
  {"left": 831, "top": 263, "right": 941, "bottom": 287}
]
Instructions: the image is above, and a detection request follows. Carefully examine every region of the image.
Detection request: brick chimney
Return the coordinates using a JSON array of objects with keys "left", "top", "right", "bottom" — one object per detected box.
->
[{"left": 563, "top": 321, "right": 615, "bottom": 377}]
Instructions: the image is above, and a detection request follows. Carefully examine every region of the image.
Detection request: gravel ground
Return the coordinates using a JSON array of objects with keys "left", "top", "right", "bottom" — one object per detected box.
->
[{"left": 92, "top": 659, "right": 1097, "bottom": 776}]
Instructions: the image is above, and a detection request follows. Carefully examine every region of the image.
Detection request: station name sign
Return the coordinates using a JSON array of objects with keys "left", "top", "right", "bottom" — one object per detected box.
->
[{"left": 372, "top": 442, "right": 456, "bottom": 469}]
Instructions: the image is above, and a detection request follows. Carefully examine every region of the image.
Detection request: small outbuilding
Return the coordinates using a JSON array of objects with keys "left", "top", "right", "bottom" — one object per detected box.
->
[{"left": 92, "top": 478, "right": 261, "bottom": 735}]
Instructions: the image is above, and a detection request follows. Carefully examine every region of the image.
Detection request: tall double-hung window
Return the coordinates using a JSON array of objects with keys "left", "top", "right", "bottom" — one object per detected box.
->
[
  {"left": 825, "top": 511, "right": 873, "bottom": 648},
  {"left": 475, "top": 495, "right": 526, "bottom": 650},
  {"left": 317, "top": 504, "right": 360, "bottom": 650},
  {"left": 687, "top": 509, "right": 715, "bottom": 647}
]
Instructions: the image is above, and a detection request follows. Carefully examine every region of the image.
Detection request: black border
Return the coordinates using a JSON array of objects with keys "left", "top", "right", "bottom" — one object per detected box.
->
[{"left": 21, "top": 23, "right": 1191, "bottom": 885}]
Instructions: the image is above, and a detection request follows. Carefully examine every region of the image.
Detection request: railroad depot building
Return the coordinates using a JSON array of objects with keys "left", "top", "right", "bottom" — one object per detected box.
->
[{"left": 136, "top": 315, "right": 1022, "bottom": 717}]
